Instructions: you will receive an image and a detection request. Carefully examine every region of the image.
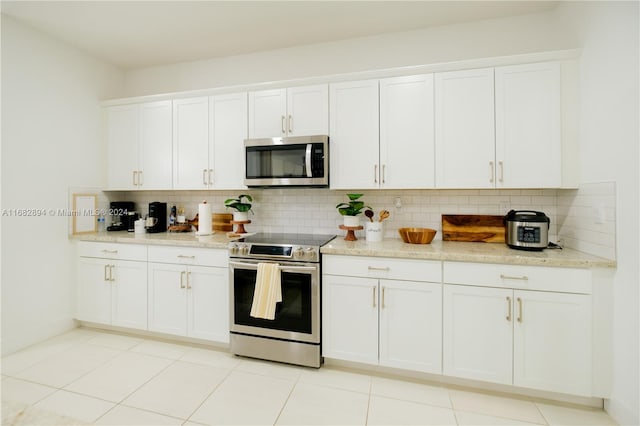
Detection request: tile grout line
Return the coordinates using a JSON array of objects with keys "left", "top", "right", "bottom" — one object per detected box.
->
[
  {"left": 271, "top": 366, "right": 304, "bottom": 425},
  {"left": 182, "top": 362, "right": 237, "bottom": 424}
]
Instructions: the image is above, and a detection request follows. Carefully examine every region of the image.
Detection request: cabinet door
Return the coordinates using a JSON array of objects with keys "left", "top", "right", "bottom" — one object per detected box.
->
[
  {"left": 513, "top": 290, "right": 592, "bottom": 396},
  {"left": 329, "top": 80, "right": 380, "bottom": 189},
  {"left": 380, "top": 75, "right": 435, "bottom": 188},
  {"left": 495, "top": 62, "right": 561, "bottom": 188},
  {"left": 139, "top": 101, "right": 173, "bottom": 189},
  {"left": 77, "top": 258, "right": 112, "bottom": 324},
  {"left": 443, "top": 284, "right": 513, "bottom": 385},
  {"left": 148, "top": 263, "right": 187, "bottom": 336},
  {"left": 322, "top": 274, "right": 378, "bottom": 364},
  {"left": 435, "top": 68, "right": 495, "bottom": 188},
  {"left": 379, "top": 280, "right": 442, "bottom": 373},
  {"left": 187, "top": 265, "right": 229, "bottom": 342},
  {"left": 173, "top": 97, "right": 209, "bottom": 189},
  {"left": 286, "top": 84, "right": 328, "bottom": 136},
  {"left": 210, "top": 93, "right": 248, "bottom": 190},
  {"left": 111, "top": 260, "right": 148, "bottom": 330},
  {"left": 106, "top": 104, "right": 139, "bottom": 190},
  {"left": 248, "top": 89, "right": 286, "bottom": 138}
]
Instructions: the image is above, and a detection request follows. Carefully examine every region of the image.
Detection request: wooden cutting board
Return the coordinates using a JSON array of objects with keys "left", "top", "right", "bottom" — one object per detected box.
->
[
  {"left": 442, "top": 215, "right": 505, "bottom": 243},
  {"left": 213, "top": 213, "right": 233, "bottom": 232}
]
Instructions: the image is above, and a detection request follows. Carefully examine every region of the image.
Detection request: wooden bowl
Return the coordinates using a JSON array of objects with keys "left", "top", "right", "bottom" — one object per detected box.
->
[{"left": 398, "top": 227, "right": 437, "bottom": 244}]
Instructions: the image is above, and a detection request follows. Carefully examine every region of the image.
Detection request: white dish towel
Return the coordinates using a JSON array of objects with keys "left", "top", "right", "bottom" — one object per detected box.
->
[{"left": 250, "top": 263, "right": 282, "bottom": 320}]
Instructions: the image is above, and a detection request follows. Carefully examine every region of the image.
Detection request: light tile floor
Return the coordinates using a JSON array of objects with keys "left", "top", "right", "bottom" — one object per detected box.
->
[{"left": 1, "top": 328, "right": 618, "bottom": 426}]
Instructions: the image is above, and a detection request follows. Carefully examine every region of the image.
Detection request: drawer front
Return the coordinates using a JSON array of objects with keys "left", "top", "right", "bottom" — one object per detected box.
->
[
  {"left": 148, "top": 245, "right": 228, "bottom": 267},
  {"left": 324, "top": 255, "right": 441, "bottom": 282},
  {"left": 443, "top": 261, "right": 591, "bottom": 294},
  {"left": 78, "top": 242, "right": 147, "bottom": 261}
]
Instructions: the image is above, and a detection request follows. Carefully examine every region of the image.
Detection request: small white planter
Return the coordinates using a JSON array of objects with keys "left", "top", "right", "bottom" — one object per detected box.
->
[
  {"left": 233, "top": 211, "right": 249, "bottom": 222},
  {"left": 343, "top": 216, "right": 360, "bottom": 227}
]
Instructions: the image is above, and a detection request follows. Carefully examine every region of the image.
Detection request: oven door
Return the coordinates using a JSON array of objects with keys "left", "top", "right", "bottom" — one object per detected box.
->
[{"left": 229, "top": 259, "right": 320, "bottom": 344}]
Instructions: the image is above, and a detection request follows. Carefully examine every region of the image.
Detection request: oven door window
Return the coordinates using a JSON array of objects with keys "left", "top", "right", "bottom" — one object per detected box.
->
[
  {"left": 233, "top": 269, "right": 312, "bottom": 334},
  {"left": 246, "top": 144, "right": 309, "bottom": 179}
]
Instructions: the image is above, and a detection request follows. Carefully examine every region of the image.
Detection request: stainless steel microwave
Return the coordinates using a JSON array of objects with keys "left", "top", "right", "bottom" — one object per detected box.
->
[{"left": 244, "top": 135, "right": 329, "bottom": 187}]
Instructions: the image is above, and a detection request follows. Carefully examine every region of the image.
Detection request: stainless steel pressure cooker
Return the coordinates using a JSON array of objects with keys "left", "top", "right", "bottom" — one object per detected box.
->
[{"left": 504, "top": 210, "right": 550, "bottom": 251}]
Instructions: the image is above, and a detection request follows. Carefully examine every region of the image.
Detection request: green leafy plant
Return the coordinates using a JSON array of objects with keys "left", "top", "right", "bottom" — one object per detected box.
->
[
  {"left": 336, "top": 193, "right": 371, "bottom": 216},
  {"left": 224, "top": 194, "right": 253, "bottom": 213}
]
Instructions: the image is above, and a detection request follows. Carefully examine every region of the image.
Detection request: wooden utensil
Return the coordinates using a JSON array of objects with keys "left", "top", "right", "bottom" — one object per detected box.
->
[
  {"left": 379, "top": 210, "right": 390, "bottom": 222},
  {"left": 364, "top": 209, "right": 374, "bottom": 223}
]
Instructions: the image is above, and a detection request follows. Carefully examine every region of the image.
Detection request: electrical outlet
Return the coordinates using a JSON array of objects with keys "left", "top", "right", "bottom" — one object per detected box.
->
[
  {"left": 593, "top": 204, "right": 606, "bottom": 224},
  {"left": 500, "top": 202, "right": 510, "bottom": 213},
  {"left": 395, "top": 197, "right": 402, "bottom": 209}
]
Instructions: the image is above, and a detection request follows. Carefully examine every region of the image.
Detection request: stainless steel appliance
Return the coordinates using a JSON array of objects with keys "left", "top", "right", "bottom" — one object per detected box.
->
[
  {"left": 229, "top": 233, "right": 336, "bottom": 367},
  {"left": 147, "top": 202, "right": 167, "bottom": 233},
  {"left": 106, "top": 201, "right": 135, "bottom": 231},
  {"left": 505, "top": 210, "right": 550, "bottom": 251},
  {"left": 244, "top": 135, "right": 329, "bottom": 187}
]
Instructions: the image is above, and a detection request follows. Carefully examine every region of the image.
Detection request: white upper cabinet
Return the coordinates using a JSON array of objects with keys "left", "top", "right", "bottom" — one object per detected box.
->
[
  {"left": 209, "top": 93, "right": 248, "bottom": 190},
  {"left": 107, "top": 101, "right": 172, "bottom": 190},
  {"left": 380, "top": 74, "right": 435, "bottom": 188},
  {"left": 248, "top": 84, "right": 328, "bottom": 138},
  {"left": 173, "top": 97, "right": 209, "bottom": 189},
  {"left": 495, "top": 62, "right": 562, "bottom": 188},
  {"left": 435, "top": 68, "right": 496, "bottom": 189},
  {"left": 329, "top": 79, "right": 380, "bottom": 189}
]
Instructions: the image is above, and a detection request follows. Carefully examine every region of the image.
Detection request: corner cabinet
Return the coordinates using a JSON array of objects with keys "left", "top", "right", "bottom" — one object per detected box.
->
[
  {"left": 76, "top": 242, "right": 148, "bottom": 330},
  {"left": 322, "top": 255, "right": 442, "bottom": 374},
  {"left": 442, "top": 262, "right": 593, "bottom": 396},
  {"left": 107, "top": 101, "right": 173, "bottom": 190},
  {"left": 435, "top": 61, "right": 564, "bottom": 189},
  {"left": 147, "top": 246, "right": 229, "bottom": 342},
  {"left": 248, "top": 84, "right": 328, "bottom": 138}
]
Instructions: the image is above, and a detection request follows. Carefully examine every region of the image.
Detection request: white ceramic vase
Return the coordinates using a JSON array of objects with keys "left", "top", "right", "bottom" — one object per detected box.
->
[
  {"left": 233, "top": 211, "right": 249, "bottom": 222},
  {"left": 343, "top": 215, "right": 360, "bottom": 227}
]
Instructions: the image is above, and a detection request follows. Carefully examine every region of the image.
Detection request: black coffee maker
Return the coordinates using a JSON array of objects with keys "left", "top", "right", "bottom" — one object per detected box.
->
[
  {"left": 147, "top": 202, "right": 167, "bottom": 233},
  {"left": 106, "top": 201, "right": 136, "bottom": 231}
]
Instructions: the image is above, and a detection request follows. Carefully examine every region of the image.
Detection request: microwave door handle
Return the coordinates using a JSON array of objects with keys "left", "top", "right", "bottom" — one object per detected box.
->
[{"left": 305, "top": 144, "right": 313, "bottom": 178}]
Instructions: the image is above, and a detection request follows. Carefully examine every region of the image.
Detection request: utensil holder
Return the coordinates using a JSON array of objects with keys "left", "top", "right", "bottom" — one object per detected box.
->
[{"left": 366, "top": 221, "right": 384, "bottom": 242}]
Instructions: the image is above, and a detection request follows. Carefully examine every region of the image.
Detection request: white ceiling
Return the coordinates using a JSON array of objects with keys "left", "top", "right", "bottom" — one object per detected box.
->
[{"left": 1, "top": 1, "right": 559, "bottom": 70}]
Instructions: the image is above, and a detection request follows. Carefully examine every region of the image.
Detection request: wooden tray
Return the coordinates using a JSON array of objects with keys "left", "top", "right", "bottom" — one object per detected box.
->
[{"left": 442, "top": 214, "right": 505, "bottom": 243}]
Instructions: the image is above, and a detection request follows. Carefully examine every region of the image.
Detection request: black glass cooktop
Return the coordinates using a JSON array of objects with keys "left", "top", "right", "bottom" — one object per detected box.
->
[{"left": 240, "top": 233, "right": 336, "bottom": 247}]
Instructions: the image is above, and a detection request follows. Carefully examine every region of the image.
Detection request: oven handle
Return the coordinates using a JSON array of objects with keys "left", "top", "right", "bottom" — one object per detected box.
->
[{"left": 229, "top": 260, "right": 317, "bottom": 273}]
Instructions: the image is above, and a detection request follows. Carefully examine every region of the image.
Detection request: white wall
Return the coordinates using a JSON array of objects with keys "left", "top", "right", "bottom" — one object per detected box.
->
[
  {"left": 0, "top": 16, "right": 125, "bottom": 355},
  {"left": 123, "top": 10, "right": 572, "bottom": 97},
  {"left": 553, "top": 3, "right": 639, "bottom": 424}
]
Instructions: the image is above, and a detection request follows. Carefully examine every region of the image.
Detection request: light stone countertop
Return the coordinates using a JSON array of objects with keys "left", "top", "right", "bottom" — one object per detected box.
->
[
  {"left": 74, "top": 232, "right": 616, "bottom": 268},
  {"left": 73, "top": 230, "right": 238, "bottom": 249},
  {"left": 321, "top": 238, "right": 616, "bottom": 268}
]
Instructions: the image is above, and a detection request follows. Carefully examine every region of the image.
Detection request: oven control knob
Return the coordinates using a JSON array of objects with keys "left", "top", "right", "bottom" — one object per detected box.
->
[
  {"left": 229, "top": 244, "right": 238, "bottom": 255},
  {"left": 293, "top": 247, "right": 304, "bottom": 259},
  {"left": 240, "top": 244, "right": 249, "bottom": 255},
  {"left": 304, "top": 247, "right": 315, "bottom": 259}
]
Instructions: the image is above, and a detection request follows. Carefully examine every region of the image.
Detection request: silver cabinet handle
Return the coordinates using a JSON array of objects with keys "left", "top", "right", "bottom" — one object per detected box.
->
[
  {"left": 281, "top": 116, "right": 286, "bottom": 134},
  {"left": 203, "top": 169, "right": 208, "bottom": 186},
  {"left": 517, "top": 297, "right": 523, "bottom": 323},
  {"left": 288, "top": 114, "right": 293, "bottom": 134},
  {"left": 499, "top": 161, "right": 504, "bottom": 183},
  {"left": 101, "top": 249, "right": 118, "bottom": 254},
  {"left": 208, "top": 169, "right": 213, "bottom": 186},
  {"left": 489, "top": 161, "right": 495, "bottom": 183},
  {"left": 374, "top": 164, "right": 378, "bottom": 184},
  {"left": 368, "top": 266, "right": 390, "bottom": 272},
  {"left": 180, "top": 271, "right": 186, "bottom": 289},
  {"left": 381, "top": 287, "right": 386, "bottom": 309},
  {"left": 187, "top": 271, "right": 192, "bottom": 289},
  {"left": 177, "top": 255, "right": 196, "bottom": 260},
  {"left": 138, "top": 170, "right": 143, "bottom": 186},
  {"left": 500, "top": 274, "right": 529, "bottom": 281},
  {"left": 104, "top": 264, "right": 110, "bottom": 282},
  {"left": 372, "top": 286, "right": 377, "bottom": 308},
  {"left": 506, "top": 296, "right": 512, "bottom": 321},
  {"left": 110, "top": 265, "right": 115, "bottom": 282},
  {"left": 133, "top": 171, "right": 138, "bottom": 186},
  {"left": 382, "top": 164, "right": 386, "bottom": 184}
]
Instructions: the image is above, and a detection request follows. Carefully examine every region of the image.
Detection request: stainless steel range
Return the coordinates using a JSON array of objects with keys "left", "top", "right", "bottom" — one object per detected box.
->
[{"left": 228, "top": 233, "right": 336, "bottom": 368}]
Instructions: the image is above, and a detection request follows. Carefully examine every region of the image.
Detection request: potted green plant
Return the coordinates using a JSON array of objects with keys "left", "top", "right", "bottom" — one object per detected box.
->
[
  {"left": 224, "top": 194, "right": 253, "bottom": 222},
  {"left": 336, "top": 193, "right": 370, "bottom": 227}
]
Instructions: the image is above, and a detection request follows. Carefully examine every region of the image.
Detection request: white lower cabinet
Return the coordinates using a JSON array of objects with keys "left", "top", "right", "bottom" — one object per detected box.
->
[
  {"left": 322, "top": 255, "right": 442, "bottom": 374},
  {"left": 76, "top": 243, "right": 147, "bottom": 330},
  {"left": 442, "top": 261, "right": 593, "bottom": 396},
  {"left": 148, "top": 246, "right": 228, "bottom": 343}
]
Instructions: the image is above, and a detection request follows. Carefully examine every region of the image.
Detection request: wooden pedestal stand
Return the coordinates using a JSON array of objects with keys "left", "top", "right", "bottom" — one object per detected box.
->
[
  {"left": 339, "top": 225, "right": 363, "bottom": 241},
  {"left": 231, "top": 220, "right": 251, "bottom": 234}
]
